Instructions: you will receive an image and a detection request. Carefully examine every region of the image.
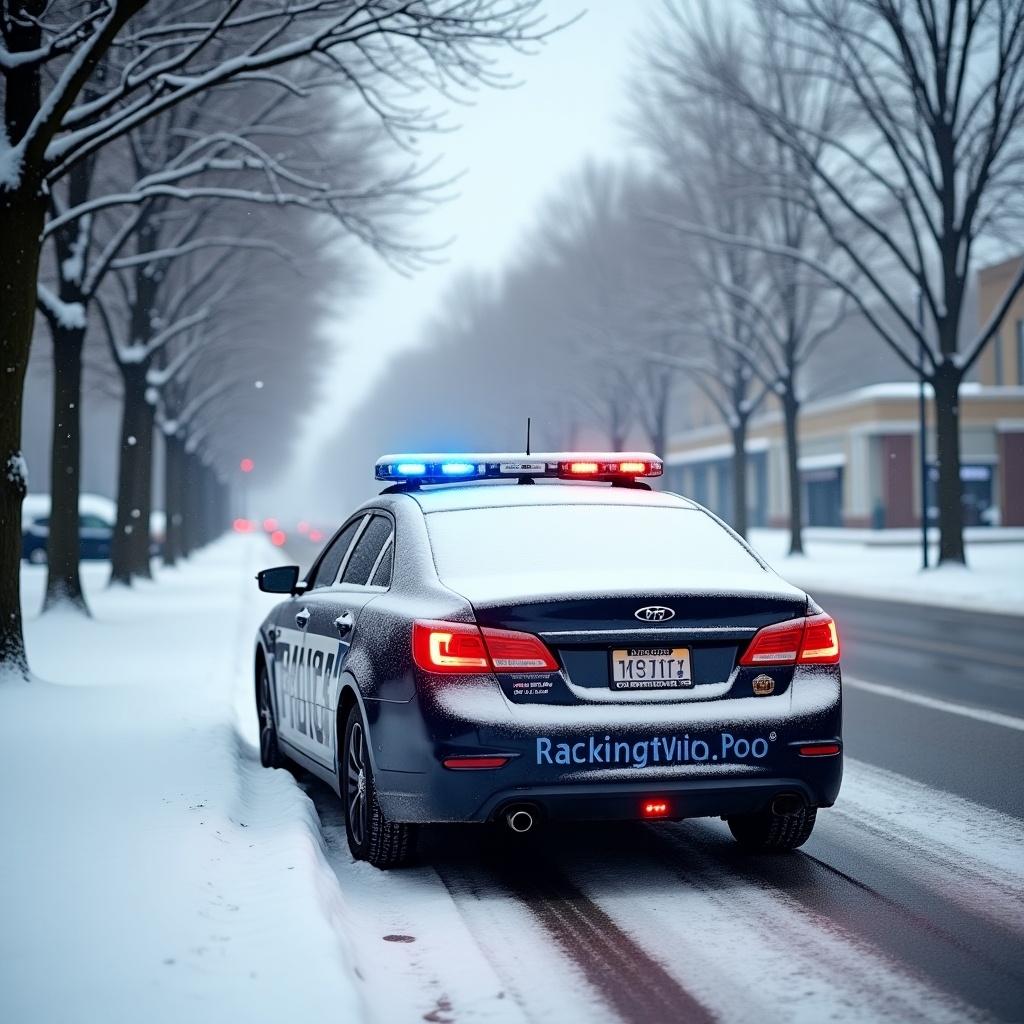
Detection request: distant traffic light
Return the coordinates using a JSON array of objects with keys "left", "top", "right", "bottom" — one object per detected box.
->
[{"left": 240, "top": 457, "right": 254, "bottom": 473}]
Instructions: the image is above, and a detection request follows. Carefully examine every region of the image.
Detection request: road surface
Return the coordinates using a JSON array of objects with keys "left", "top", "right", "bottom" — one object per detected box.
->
[{"left": 301, "top": 591, "right": 1024, "bottom": 1023}]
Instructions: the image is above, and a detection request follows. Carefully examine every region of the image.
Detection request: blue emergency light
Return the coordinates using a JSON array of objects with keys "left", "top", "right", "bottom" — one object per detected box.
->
[{"left": 375, "top": 452, "right": 663, "bottom": 486}]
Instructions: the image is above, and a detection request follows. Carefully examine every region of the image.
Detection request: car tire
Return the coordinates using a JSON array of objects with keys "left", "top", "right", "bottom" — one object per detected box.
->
[
  {"left": 257, "top": 664, "right": 287, "bottom": 769},
  {"left": 727, "top": 805, "right": 817, "bottom": 851},
  {"left": 341, "top": 703, "right": 416, "bottom": 869}
]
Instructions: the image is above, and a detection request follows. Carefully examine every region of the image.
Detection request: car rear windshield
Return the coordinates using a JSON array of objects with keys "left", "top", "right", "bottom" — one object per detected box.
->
[{"left": 425, "top": 504, "right": 764, "bottom": 581}]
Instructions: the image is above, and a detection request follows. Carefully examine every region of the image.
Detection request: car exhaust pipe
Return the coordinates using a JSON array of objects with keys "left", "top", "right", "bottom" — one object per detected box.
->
[
  {"left": 771, "top": 793, "right": 804, "bottom": 816},
  {"left": 505, "top": 807, "right": 536, "bottom": 834}
]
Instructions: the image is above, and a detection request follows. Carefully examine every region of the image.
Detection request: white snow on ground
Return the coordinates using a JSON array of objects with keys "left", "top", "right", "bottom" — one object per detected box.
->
[
  {"left": 0, "top": 538, "right": 363, "bottom": 1024},
  {"left": 4, "top": 539, "right": 1024, "bottom": 1023},
  {"left": 749, "top": 528, "right": 1024, "bottom": 614},
  {"left": 832, "top": 759, "right": 1024, "bottom": 936}
]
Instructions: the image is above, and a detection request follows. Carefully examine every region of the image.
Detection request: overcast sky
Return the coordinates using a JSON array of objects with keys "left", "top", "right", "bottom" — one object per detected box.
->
[{"left": 286, "top": 0, "right": 661, "bottom": 489}]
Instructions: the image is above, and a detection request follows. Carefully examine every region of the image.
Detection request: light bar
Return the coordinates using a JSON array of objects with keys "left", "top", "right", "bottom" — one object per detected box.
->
[{"left": 375, "top": 452, "right": 663, "bottom": 485}]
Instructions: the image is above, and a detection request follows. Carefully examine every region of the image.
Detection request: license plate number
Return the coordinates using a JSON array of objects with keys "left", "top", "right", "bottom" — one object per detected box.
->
[{"left": 610, "top": 647, "right": 692, "bottom": 689}]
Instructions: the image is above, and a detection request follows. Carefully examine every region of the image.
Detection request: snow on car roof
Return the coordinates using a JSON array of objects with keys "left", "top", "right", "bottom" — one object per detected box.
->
[{"left": 407, "top": 481, "right": 699, "bottom": 514}]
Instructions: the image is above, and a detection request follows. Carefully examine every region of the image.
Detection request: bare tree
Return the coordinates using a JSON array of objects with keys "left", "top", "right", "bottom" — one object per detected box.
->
[
  {"left": 638, "top": 74, "right": 775, "bottom": 538},
  {"left": 638, "top": 6, "right": 853, "bottom": 553},
  {"left": 0, "top": 0, "right": 552, "bottom": 677},
  {"left": 672, "top": 0, "right": 1024, "bottom": 564},
  {"left": 39, "top": 74, "right": 430, "bottom": 605}
]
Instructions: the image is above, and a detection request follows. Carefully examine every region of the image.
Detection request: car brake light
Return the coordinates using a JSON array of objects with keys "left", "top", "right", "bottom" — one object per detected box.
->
[
  {"left": 442, "top": 755, "right": 510, "bottom": 769},
  {"left": 740, "top": 620, "right": 804, "bottom": 665},
  {"left": 642, "top": 799, "right": 670, "bottom": 818},
  {"left": 799, "top": 614, "right": 840, "bottom": 663},
  {"left": 413, "top": 621, "right": 558, "bottom": 674},
  {"left": 740, "top": 613, "right": 840, "bottom": 666},
  {"left": 412, "top": 621, "right": 489, "bottom": 672},
  {"left": 798, "top": 743, "right": 841, "bottom": 757},
  {"left": 481, "top": 626, "right": 558, "bottom": 671}
]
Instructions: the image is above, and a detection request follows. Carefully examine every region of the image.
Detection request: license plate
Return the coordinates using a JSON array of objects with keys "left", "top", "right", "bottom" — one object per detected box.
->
[{"left": 610, "top": 647, "right": 693, "bottom": 689}]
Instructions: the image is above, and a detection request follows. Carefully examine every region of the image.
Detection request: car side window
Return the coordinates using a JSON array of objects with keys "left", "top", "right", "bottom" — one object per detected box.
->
[
  {"left": 341, "top": 515, "right": 393, "bottom": 586},
  {"left": 310, "top": 519, "right": 362, "bottom": 589},
  {"left": 369, "top": 536, "right": 393, "bottom": 588},
  {"left": 81, "top": 514, "right": 110, "bottom": 529}
]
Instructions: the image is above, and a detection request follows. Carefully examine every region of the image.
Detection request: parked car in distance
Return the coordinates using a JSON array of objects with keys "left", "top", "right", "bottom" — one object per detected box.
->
[{"left": 22, "top": 511, "right": 114, "bottom": 563}]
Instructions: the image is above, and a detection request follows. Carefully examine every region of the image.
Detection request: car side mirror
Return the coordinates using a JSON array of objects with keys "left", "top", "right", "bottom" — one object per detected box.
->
[{"left": 256, "top": 565, "right": 300, "bottom": 594}]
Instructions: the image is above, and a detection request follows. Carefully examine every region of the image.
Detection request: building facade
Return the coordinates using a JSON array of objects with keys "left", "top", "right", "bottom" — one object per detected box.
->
[{"left": 664, "top": 257, "right": 1024, "bottom": 529}]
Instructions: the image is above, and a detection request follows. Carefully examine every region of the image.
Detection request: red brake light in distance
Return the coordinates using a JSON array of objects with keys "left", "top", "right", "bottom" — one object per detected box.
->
[
  {"left": 412, "top": 621, "right": 558, "bottom": 675},
  {"left": 740, "top": 614, "right": 840, "bottom": 666}
]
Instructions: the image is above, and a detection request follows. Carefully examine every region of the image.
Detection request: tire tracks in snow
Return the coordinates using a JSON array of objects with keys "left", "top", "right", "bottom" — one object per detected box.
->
[
  {"left": 637, "top": 820, "right": 1014, "bottom": 1021},
  {"left": 303, "top": 758, "right": 1024, "bottom": 1022},
  {"left": 436, "top": 851, "right": 714, "bottom": 1024}
]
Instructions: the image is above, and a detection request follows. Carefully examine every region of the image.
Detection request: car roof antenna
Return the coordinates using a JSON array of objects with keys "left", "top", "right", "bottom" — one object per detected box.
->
[{"left": 519, "top": 416, "right": 535, "bottom": 485}]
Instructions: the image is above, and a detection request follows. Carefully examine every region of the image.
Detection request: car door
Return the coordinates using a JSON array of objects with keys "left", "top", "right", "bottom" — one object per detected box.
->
[
  {"left": 275, "top": 518, "right": 362, "bottom": 760},
  {"left": 303, "top": 512, "right": 395, "bottom": 769}
]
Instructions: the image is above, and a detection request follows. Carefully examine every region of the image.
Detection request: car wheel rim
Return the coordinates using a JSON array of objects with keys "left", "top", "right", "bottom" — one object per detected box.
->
[
  {"left": 258, "top": 672, "right": 275, "bottom": 763},
  {"left": 347, "top": 721, "right": 368, "bottom": 846}
]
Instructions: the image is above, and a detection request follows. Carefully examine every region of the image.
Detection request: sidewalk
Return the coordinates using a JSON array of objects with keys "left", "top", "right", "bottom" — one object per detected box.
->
[
  {"left": 749, "top": 528, "right": 1024, "bottom": 614},
  {"left": 1, "top": 538, "right": 363, "bottom": 1024}
]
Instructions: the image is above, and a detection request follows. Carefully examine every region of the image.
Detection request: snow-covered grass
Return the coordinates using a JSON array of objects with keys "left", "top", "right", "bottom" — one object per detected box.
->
[
  {"left": 0, "top": 538, "right": 363, "bottom": 1024},
  {"left": 749, "top": 528, "right": 1024, "bottom": 614}
]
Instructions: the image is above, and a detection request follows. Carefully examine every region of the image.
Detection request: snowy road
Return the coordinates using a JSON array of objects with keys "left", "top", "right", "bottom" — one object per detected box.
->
[
  {"left": 303, "top": 590, "right": 1024, "bottom": 1024},
  {"left": 4, "top": 538, "right": 1023, "bottom": 1023},
  {"left": 306, "top": 751, "right": 1024, "bottom": 1023}
]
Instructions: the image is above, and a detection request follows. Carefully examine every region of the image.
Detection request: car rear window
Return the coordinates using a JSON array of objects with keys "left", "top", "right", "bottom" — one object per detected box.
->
[{"left": 425, "top": 504, "right": 763, "bottom": 581}]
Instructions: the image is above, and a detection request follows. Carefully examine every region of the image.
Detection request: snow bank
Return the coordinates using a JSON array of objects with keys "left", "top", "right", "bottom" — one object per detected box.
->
[
  {"left": 1, "top": 538, "right": 364, "bottom": 1024},
  {"left": 749, "top": 528, "right": 1024, "bottom": 614}
]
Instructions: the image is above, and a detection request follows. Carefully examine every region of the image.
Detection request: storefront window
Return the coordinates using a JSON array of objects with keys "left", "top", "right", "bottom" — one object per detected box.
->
[{"left": 926, "top": 464, "right": 995, "bottom": 526}]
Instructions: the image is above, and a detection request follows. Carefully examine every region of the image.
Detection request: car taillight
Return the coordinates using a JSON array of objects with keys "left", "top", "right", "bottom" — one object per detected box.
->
[
  {"left": 480, "top": 626, "right": 558, "bottom": 671},
  {"left": 412, "top": 620, "right": 558, "bottom": 674},
  {"left": 799, "top": 614, "right": 840, "bottom": 663},
  {"left": 740, "top": 613, "right": 840, "bottom": 667},
  {"left": 412, "top": 621, "right": 489, "bottom": 673}
]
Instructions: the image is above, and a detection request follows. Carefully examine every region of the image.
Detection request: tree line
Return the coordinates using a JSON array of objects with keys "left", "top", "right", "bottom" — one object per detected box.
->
[
  {"left": 324, "top": 0, "right": 1024, "bottom": 565},
  {"left": 0, "top": 0, "right": 554, "bottom": 679}
]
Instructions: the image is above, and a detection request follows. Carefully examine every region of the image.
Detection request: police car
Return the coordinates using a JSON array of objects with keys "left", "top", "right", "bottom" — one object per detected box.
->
[{"left": 254, "top": 453, "right": 842, "bottom": 868}]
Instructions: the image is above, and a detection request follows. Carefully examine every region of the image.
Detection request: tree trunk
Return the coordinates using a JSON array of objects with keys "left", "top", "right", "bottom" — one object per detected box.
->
[
  {"left": 128, "top": 398, "right": 155, "bottom": 580},
  {"left": 0, "top": 185, "right": 47, "bottom": 678},
  {"left": 730, "top": 420, "right": 749, "bottom": 539},
  {"left": 179, "top": 452, "right": 198, "bottom": 557},
  {"left": 162, "top": 433, "right": 180, "bottom": 567},
  {"left": 782, "top": 389, "right": 804, "bottom": 556},
  {"left": 43, "top": 323, "right": 90, "bottom": 612},
  {"left": 932, "top": 360, "right": 966, "bottom": 565},
  {"left": 109, "top": 368, "right": 150, "bottom": 586}
]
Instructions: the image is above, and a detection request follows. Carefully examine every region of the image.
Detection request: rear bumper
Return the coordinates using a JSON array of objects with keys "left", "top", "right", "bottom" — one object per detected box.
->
[
  {"left": 370, "top": 665, "right": 843, "bottom": 823},
  {"left": 473, "top": 772, "right": 840, "bottom": 823}
]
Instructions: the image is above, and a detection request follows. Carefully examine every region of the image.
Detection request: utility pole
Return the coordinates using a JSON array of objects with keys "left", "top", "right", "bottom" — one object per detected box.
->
[{"left": 916, "top": 289, "right": 929, "bottom": 570}]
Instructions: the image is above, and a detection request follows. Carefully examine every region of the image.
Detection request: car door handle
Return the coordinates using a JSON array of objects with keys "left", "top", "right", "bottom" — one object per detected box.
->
[
  {"left": 334, "top": 611, "right": 354, "bottom": 636},
  {"left": 295, "top": 608, "right": 311, "bottom": 630}
]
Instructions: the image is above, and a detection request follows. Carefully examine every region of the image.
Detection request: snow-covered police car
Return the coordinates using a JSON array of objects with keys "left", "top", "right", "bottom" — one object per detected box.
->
[{"left": 254, "top": 453, "right": 842, "bottom": 868}]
